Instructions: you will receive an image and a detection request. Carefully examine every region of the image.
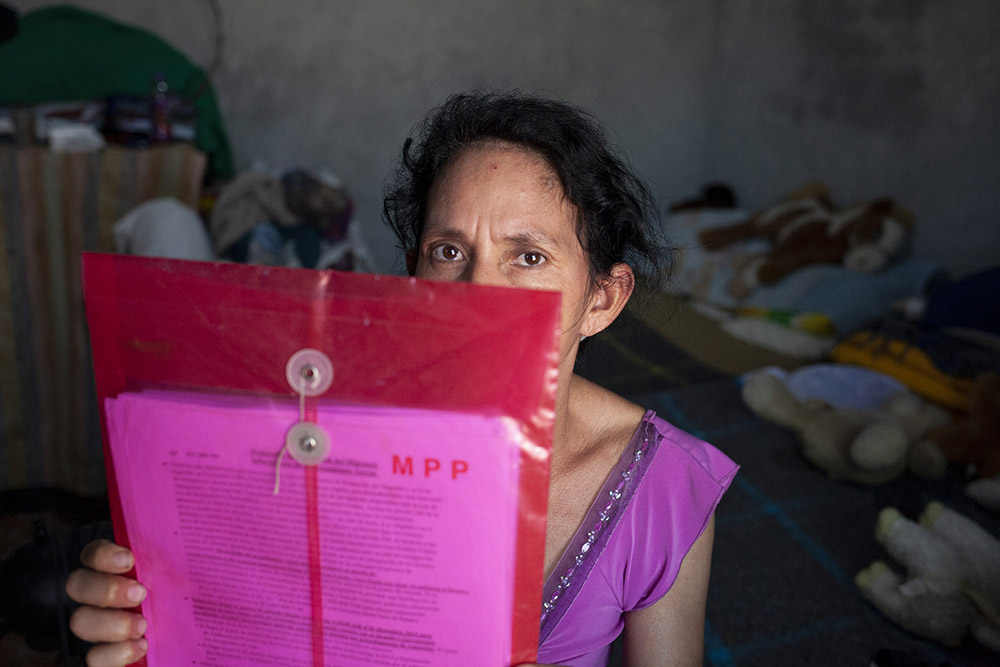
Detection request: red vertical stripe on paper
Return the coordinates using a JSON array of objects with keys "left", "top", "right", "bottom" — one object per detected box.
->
[
  {"left": 305, "top": 465, "right": 324, "bottom": 667},
  {"left": 303, "top": 399, "right": 324, "bottom": 667}
]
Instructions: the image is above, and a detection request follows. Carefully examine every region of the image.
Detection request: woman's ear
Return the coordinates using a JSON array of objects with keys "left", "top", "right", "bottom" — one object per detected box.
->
[
  {"left": 405, "top": 249, "right": 418, "bottom": 276},
  {"left": 581, "top": 263, "right": 634, "bottom": 337}
]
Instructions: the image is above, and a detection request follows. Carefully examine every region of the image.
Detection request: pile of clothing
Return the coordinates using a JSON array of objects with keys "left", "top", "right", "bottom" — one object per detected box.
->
[{"left": 114, "top": 167, "right": 377, "bottom": 273}]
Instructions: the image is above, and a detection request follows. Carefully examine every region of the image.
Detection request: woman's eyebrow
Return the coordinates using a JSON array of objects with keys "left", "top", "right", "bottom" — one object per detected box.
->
[
  {"left": 423, "top": 227, "right": 562, "bottom": 249},
  {"left": 420, "top": 228, "right": 467, "bottom": 243},
  {"left": 504, "top": 230, "right": 561, "bottom": 248}
]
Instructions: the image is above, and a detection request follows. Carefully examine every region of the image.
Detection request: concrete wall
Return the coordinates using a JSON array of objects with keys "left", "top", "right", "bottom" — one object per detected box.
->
[
  {"left": 12, "top": 0, "right": 999, "bottom": 278},
  {"left": 705, "top": 1, "right": 1000, "bottom": 281}
]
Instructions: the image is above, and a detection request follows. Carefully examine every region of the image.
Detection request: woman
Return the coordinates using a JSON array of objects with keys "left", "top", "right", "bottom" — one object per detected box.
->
[{"left": 67, "top": 91, "right": 737, "bottom": 667}]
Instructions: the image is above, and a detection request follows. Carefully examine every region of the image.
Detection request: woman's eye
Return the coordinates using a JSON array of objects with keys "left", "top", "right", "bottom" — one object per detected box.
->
[
  {"left": 432, "top": 244, "right": 462, "bottom": 261},
  {"left": 519, "top": 252, "right": 546, "bottom": 267}
]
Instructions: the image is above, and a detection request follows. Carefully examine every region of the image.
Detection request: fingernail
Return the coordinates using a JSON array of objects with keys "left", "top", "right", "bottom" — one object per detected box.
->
[
  {"left": 136, "top": 616, "right": 147, "bottom": 636},
  {"left": 112, "top": 551, "right": 132, "bottom": 568},
  {"left": 136, "top": 637, "right": 148, "bottom": 654},
  {"left": 127, "top": 583, "right": 146, "bottom": 603}
]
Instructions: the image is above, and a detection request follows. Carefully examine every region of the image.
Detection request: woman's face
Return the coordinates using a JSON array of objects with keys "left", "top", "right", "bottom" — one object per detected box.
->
[{"left": 413, "top": 142, "right": 603, "bottom": 367}]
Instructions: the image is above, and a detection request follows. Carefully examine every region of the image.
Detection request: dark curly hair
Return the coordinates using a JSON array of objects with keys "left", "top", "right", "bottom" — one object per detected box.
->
[{"left": 382, "top": 90, "right": 672, "bottom": 290}]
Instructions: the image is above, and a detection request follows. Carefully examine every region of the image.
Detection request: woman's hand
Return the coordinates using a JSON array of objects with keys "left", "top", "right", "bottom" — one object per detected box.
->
[{"left": 65, "top": 539, "right": 149, "bottom": 667}]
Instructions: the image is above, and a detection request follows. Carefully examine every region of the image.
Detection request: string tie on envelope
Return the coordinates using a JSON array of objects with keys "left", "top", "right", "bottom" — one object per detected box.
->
[
  {"left": 274, "top": 349, "right": 334, "bottom": 494},
  {"left": 278, "top": 349, "right": 331, "bottom": 666}
]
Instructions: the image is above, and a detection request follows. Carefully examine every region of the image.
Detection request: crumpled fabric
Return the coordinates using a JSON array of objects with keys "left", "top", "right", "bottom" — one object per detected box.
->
[{"left": 209, "top": 170, "right": 299, "bottom": 254}]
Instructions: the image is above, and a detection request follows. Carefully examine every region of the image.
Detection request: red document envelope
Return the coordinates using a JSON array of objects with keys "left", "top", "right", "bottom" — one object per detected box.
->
[{"left": 82, "top": 253, "right": 561, "bottom": 666}]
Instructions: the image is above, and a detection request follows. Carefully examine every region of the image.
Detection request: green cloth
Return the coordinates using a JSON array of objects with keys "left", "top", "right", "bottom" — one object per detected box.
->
[{"left": 0, "top": 5, "right": 233, "bottom": 178}]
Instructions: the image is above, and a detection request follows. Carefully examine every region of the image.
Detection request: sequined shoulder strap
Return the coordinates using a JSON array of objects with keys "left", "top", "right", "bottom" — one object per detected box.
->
[{"left": 538, "top": 412, "right": 660, "bottom": 642}]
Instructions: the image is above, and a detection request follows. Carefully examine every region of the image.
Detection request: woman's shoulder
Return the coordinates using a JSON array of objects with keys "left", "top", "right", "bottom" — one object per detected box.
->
[
  {"left": 641, "top": 411, "right": 739, "bottom": 487},
  {"left": 567, "top": 376, "right": 738, "bottom": 487},
  {"left": 607, "top": 409, "right": 737, "bottom": 612}
]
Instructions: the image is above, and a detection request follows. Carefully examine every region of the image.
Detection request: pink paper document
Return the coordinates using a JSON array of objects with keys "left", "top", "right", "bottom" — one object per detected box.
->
[{"left": 105, "top": 391, "right": 523, "bottom": 666}]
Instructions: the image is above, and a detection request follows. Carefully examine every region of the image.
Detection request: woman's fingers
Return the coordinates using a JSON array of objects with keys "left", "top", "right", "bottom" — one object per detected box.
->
[
  {"left": 67, "top": 540, "right": 149, "bottom": 666},
  {"left": 80, "top": 539, "right": 135, "bottom": 574},
  {"left": 83, "top": 637, "right": 149, "bottom": 667},
  {"left": 69, "top": 605, "right": 147, "bottom": 643},
  {"left": 66, "top": 568, "right": 146, "bottom": 609}
]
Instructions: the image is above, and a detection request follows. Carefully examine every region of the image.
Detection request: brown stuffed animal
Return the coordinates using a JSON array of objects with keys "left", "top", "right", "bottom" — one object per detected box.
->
[
  {"left": 925, "top": 371, "right": 1000, "bottom": 479},
  {"left": 698, "top": 182, "right": 914, "bottom": 299}
]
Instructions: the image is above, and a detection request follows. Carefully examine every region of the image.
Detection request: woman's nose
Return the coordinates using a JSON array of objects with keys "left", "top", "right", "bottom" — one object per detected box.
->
[{"left": 463, "top": 260, "right": 505, "bottom": 287}]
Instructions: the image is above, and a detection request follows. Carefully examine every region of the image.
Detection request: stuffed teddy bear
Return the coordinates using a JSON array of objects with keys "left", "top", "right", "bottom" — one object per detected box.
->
[
  {"left": 697, "top": 181, "right": 914, "bottom": 299},
  {"left": 855, "top": 502, "right": 1000, "bottom": 651},
  {"left": 741, "top": 369, "right": 952, "bottom": 484}
]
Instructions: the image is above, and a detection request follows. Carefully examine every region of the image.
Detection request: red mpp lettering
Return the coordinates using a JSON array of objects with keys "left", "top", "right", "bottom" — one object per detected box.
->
[{"left": 392, "top": 455, "right": 469, "bottom": 480}]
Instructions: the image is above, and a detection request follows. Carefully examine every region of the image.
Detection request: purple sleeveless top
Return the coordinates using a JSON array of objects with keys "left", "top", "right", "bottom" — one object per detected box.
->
[{"left": 536, "top": 411, "right": 738, "bottom": 666}]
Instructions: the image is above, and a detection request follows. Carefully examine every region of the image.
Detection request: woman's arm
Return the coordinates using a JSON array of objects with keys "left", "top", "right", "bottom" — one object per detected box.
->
[
  {"left": 65, "top": 539, "right": 149, "bottom": 667},
  {"left": 621, "top": 514, "right": 716, "bottom": 667}
]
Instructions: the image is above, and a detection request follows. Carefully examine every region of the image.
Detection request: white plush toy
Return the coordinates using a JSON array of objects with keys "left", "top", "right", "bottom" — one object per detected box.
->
[
  {"left": 741, "top": 368, "right": 952, "bottom": 484},
  {"left": 966, "top": 475, "right": 1000, "bottom": 513},
  {"left": 856, "top": 503, "right": 1000, "bottom": 651}
]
